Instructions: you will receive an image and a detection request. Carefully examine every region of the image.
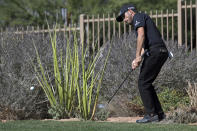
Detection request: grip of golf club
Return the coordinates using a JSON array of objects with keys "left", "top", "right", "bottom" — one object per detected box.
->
[{"left": 142, "top": 49, "right": 148, "bottom": 58}]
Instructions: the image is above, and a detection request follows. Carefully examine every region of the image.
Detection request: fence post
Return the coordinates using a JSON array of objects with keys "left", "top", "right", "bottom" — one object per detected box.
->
[
  {"left": 87, "top": 15, "right": 90, "bottom": 46},
  {"left": 80, "top": 14, "right": 85, "bottom": 44},
  {"left": 196, "top": 0, "right": 197, "bottom": 54},
  {"left": 178, "top": 0, "right": 182, "bottom": 46},
  {"left": 42, "top": 25, "right": 45, "bottom": 41},
  {"left": 98, "top": 14, "right": 100, "bottom": 49},
  {"left": 185, "top": 1, "right": 188, "bottom": 50},
  {"left": 172, "top": 9, "right": 174, "bottom": 41},
  {"left": 16, "top": 27, "right": 19, "bottom": 40},
  {"left": 92, "top": 15, "right": 95, "bottom": 51},
  {"left": 1, "top": 28, "right": 3, "bottom": 45},
  {"left": 161, "top": 10, "right": 164, "bottom": 40},
  {"left": 22, "top": 27, "right": 24, "bottom": 40},
  {"left": 167, "top": 9, "right": 169, "bottom": 41},
  {"left": 63, "top": 24, "right": 66, "bottom": 43},
  {"left": 108, "top": 14, "right": 111, "bottom": 42},
  {"left": 190, "top": 0, "right": 193, "bottom": 52},
  {"left": 103, "top": 14, "right": 106, "bottom": 44},
  {"left": 113, "top": 13, "right": 116, "bottom": 36}
]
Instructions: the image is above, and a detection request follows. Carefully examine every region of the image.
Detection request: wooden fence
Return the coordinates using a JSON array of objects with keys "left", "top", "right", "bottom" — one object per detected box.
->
[
  {"left": 0, "top": 24, "right": 80, "bottom": 42},
  {"left": 178, "top": 0, "right": 197, "bottom": 52},
  {"left": 0, "top": 0, "right": 196, "bottom": 52},
  {"left": 79, "top": 9, "right": 178, "bottom": 50}
]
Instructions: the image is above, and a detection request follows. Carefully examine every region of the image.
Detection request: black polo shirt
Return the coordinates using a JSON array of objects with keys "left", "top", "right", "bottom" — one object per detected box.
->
[{"left": 132, "top": 13, "right": 165, "bottom": 49}]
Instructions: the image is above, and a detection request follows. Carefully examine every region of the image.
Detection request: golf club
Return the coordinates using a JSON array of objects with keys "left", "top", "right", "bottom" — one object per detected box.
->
[{"left": 98, "top": 49, "right": 148, "bottom": 110}]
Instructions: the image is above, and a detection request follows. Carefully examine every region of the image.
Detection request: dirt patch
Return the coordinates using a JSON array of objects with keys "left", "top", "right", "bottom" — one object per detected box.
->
[
  {"left": 42, "top": 118, "right": 80, "bottom": 122},
  {"left": 189, "top": 123, "right": 197, "bottom": 126},
  {"left": 1, "top": 117, "right": 197, "bottom": 125},
  {"left": 40, "top": 117, "right": 143, "bottom": 123},
  {"left": 106, "top": 117, "right": 142, "bottom": 123},
  {"left": 1, "top": 120, "right": 8, "bottom": 123}
]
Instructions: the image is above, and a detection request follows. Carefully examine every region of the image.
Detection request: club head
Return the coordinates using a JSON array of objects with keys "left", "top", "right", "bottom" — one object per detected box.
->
[
  {"left": 168, "top": 51, "right": 174, "bottom": 59},
  {"left": 97, "top": 104, "right": 105, "bottom": 109}
]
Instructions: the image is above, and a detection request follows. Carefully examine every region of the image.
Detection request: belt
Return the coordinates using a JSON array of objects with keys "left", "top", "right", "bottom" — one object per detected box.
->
[{"left": 148, "top": 44, "right": 166, "bottom": 50}]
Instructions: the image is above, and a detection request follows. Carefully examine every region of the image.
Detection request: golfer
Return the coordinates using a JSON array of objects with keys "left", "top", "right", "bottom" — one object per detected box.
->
[{"left": 116, "top": 4, "right": 168, "bottom": 123}]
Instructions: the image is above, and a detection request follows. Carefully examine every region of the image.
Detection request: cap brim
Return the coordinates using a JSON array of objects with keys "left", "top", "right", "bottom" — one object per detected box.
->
[{"left": 116, "top": 15, "right": 123, "bottom": 22}]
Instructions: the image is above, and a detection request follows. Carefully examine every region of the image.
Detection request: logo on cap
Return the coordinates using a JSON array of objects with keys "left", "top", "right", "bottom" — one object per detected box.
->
[
  {"left": 128, "top": 7, "right": 135, "bottom": 10},
  {"left": 135, "top": 20, "right": 140, "bottom": 26}
]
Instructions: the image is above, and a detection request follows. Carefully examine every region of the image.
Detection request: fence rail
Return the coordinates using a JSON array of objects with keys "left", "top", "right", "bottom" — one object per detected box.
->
[
  {"left": 14, "top": 27, "right": 80, "bottom": 34},
  {"left": 0, "top": 0, "right": 197, "bottom": 53},
  {"left": 0, "top": 24, "right": 80, "bottom": 42}
]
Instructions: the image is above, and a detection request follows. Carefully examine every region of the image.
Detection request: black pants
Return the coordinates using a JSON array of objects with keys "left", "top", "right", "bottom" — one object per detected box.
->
[{"left": 138, "top": 46, "right": 168, "bottom": 115}]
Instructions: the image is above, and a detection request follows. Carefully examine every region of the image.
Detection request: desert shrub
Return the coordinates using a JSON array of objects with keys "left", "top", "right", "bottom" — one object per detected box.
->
[
  {"left": 0, "top": 30, "right": 63, "bottom": 120},
  {"left": 130, "top": 87, "right": 190, "bottom": 112},
  {"left": 1, "top": 29, "right": 197, "bottom": 119},
  {"left": 167, "top": 107, "right": 197, "bottom": 124},
  {"left": 0, "top": 28, "right": 111, "bottom": 120},
  {"left": 128, "top": 87, "right": 190, "bottom": 116},
  {"left": 155, "top": 41, "right": 197, "bottom": 90},
  {"left": 186, "top": 81, "right": 197, "bottom": 107},
  {"left": 126, "top": 102, "right": 144, "bottom": 116},
  {"left": 158, "top": 87, "right": 190, "bottom": 111},
  {"left": 166, "top": 80, "right": 197, "bottom": 124},
  {"left": 99, "top": 36, "right": 197, "bottom": 98}
]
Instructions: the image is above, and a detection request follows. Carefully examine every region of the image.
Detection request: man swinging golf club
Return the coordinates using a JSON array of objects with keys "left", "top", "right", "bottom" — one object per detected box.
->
[{"left": 116, "top": 4, "right": 168, "bottom": 123}]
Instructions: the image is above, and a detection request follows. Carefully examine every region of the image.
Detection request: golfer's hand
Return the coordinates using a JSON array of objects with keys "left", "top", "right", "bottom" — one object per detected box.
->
[{"left": 132, "top": 57, "right": 142, "bottom": 70}]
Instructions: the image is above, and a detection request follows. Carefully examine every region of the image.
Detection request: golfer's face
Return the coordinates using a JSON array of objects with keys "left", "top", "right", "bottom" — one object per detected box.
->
[{"left": 123, "top": 11, "right": 133, "bottom": 24}]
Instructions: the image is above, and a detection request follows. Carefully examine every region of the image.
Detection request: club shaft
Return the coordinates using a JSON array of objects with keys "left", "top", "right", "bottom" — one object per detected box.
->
[
  {"left": 106, "top": 50, "right": 148, "bottom": 104},
  {"left": 107, "top": 69, "right": 133, "bottom": 104}
]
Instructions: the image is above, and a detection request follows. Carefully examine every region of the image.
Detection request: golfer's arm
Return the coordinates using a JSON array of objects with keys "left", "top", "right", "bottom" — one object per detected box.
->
[{"left": 136, "top": 27, "right": 145, "bottom": 58}]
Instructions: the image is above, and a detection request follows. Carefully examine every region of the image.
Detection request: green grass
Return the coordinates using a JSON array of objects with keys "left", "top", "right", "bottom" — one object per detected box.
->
[{"left": 0, "top": 120, "right": 197, "bottom": 131}]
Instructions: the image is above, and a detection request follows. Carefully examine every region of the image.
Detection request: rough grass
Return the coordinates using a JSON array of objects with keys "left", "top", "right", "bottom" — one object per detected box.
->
[{"left": 0, "top": 120, "right": 197, "bottom": 131}]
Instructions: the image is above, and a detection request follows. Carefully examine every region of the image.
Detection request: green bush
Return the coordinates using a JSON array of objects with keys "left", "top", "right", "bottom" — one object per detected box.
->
[
  {"left": 158, "top": 88, "right": 190, "bottom": 112},
  {"left": 130, "top": 87, "right": 190, "bottom": 114},
  {"left": 94, "top": 108, "right": 110, "bottom": 121}
]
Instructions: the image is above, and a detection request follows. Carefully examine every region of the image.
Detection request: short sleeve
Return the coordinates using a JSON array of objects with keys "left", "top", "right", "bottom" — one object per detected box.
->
[{"left": 133, "top": 14, "right": 145, "bottom": 31}]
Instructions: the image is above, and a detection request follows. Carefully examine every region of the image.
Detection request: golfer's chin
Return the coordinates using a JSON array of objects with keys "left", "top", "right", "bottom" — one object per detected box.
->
[
  {"left": 126, "top": 21, "right": 132, "bottom": 25},
  {"left": 125, "top": 22, "right": 130, "bottom": 25},
  {"left": 125, "top": 20, "right": 132, "bottom": 25}
]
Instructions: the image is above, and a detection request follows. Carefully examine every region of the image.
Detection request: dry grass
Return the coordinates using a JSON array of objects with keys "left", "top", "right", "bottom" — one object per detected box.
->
[
  {"left": 167, "top": 106, "right": 197, "bottom": 124},
  {"left": 166, "top": 81, "right": 197, "bottom": 124},
  {"left": 186, "top": 81, "right": 197, "bottom": 107}
]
